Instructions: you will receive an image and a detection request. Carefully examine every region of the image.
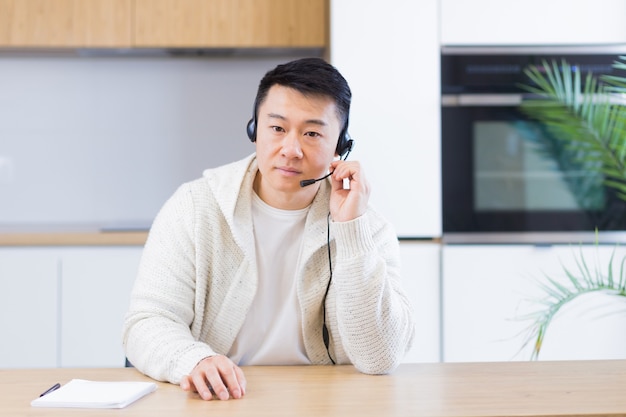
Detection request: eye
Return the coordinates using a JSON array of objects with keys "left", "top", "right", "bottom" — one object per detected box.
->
[
  {"left": 304, "top": 131, "right": 321, "bottom": 138},
  {"left": 271, "top": 125, "right": 285, "bottom": 132}
]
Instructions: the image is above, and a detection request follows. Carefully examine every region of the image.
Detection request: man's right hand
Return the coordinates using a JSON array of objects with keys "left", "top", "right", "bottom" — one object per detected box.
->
[{"left": 180, "top": 355, "right": 247, "bottom": 401}]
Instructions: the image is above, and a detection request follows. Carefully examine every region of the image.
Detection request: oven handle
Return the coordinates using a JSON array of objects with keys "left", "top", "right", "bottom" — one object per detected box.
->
[{"left": 442, "top": 94, "right": 523, "bottom": 106}]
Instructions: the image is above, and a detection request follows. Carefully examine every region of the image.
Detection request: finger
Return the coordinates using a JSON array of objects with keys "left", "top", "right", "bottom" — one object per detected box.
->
[
  {"left": 180, "top": 375, "right": 194, "bottom": 392},
  {"left": 336, "top": 163, "right": 369, "bottom": 194},
  {"left": 235, "top": 366, "right": 247, "bottom": 396},
  {"left": 191, "top": 369, "right": 215, "bottom": 401},
  {"left": 330, "top": 172, "right": 346, "bottom": 192},
  {"left": 331, "top": 161, "right": 358, "bottom": 181},
  {"left": 217, "top": 363, "right": 243, "bottom": 399},
  {"left": 206, "top": 366, "right": 230, "bottom": 401},
  {"left": 328, "top": 163, "right": 350, "bottom": 190}
]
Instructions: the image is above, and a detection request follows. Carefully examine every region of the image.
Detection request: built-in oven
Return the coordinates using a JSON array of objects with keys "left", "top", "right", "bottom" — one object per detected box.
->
[{"left": 441, "top": 46, "right": 626, "bottom": 243}]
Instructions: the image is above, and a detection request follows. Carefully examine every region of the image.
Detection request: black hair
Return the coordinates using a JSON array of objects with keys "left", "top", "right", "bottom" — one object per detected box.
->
[{"left": 253, "top": 57, "right": 352, "bottom": 134}]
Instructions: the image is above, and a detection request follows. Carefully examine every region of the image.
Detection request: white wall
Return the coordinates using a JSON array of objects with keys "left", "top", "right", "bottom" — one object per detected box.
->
[{"left": 0, "top": 53, "right": 317, "bottom": 228}]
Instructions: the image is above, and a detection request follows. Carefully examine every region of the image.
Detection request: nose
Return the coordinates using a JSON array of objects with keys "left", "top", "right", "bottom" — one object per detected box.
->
[{"left": 280, "top": 131, "right": 303, "bottom": 158}]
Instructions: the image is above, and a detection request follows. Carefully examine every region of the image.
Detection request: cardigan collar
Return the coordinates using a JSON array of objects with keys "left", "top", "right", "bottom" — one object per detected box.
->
[{"left": 202, "top": 154, "right": 332, "bottom": 257}]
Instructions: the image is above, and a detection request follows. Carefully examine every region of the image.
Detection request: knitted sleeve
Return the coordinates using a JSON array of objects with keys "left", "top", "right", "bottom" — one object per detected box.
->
[
  {"left": 122, "top": 182, "right": 217, "bottom": 384},
  {"left": 328, "top": 212, "right": 415, "bottom": 374}
]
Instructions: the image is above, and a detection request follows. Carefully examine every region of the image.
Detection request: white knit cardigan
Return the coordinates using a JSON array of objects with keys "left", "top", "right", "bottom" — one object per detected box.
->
[{"left": 122, "top": 154, "right": 415, "bottom": 383}]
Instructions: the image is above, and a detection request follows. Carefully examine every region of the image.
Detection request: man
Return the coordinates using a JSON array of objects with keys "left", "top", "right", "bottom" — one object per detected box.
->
[{"left": 122, "top": 57, "right": 415, "bottom": 401}]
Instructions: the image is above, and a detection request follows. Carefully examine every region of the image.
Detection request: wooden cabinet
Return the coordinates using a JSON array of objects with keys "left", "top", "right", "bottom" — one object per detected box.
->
[
  {"left": 0, "top": 0, "right": 327, "bottom": 48},
  {"left": 134, "top": 0, "right": 327, "bottom": 48},
  {"left": 0, "top": 0, "right": 131, "bottom": 47}
]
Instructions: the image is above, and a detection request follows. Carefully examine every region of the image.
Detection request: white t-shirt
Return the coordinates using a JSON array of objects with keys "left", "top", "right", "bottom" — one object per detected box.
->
[{"left": 227, "top": 193, "right": 311, "bottom": 365}]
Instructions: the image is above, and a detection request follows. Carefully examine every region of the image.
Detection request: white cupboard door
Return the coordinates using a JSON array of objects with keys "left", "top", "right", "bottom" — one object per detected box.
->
[
  {"left": 442, "top": 244, "right": 626, "bottom": 362},
  {"left": 441, "top": 0, "right": 626, "bottom": 46},
  {"left": 442, "top": 245, "right": 543, "bottom": 362},
  {"left": 399, "top": 241, "right": 440, "bottom": 363},
  {"left": 60, "top": 247, "right": 142, "bottom": 367},
  {"left": 0, "top": 248, "right": 58, "bottom": 368},
  {"left": 330, "top": 0, "right": 441, "bottom": 238}
]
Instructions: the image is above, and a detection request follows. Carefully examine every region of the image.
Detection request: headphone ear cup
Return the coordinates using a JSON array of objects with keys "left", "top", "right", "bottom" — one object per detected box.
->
[
  {"left": 336, "top": 132, "right": 354, "bottom": 157},
  {"left": 246, "top": 119, "right": 256, "bottom": 142}
]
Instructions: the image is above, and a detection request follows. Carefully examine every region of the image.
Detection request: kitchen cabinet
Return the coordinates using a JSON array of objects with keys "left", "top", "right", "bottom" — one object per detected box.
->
[
  {"left": 0, "top": 0, "right": 326, "bottom": 49},
  {"left": 0, "top": 246, "right": 142, "bottom": 368},
  {"left": 0, "top": 241, "right": 439, "bottom": 367},
  {"left": 60, "top": 247, "right": 142, "bottom": 367},
  {"left": 442, "top": 244, "right": 626, "bottom": 362},
  {"left": 134, "top": 0, "right": 327, "bottom": 48},
  {"left": 0, "top": 249, "right": 58, "bottom": 368},
  {"left": 399, "top": 241, "right": 441, "bottom": 363},
  {"left": 330, "top": 0, "right": 441, "bottom": 238},
  {"left": 441, "top": 0, "right": 626, "bottom": 46},
  {"left": 0, "top": 0, "right": 131, "bottom": 47}
]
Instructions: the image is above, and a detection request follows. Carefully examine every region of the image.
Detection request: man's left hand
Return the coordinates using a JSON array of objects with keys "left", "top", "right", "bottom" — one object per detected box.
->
[{"left": 328, "top": 160, "right": 371, "bottom": 222}]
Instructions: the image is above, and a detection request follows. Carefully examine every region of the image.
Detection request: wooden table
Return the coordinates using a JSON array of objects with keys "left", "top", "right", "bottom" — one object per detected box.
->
[{"left": 2, "top": 361, "right": 626, "bottom": 416}]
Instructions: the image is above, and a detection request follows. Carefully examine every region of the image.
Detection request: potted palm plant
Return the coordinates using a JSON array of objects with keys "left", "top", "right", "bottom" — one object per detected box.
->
[{"left": 516, "top": 57, "right": 626, "bottom": 360}]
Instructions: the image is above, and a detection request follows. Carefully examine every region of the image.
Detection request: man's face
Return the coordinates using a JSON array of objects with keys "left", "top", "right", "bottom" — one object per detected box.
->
[{"left": 253, "top": 84, "right": 341, "bottom": 209}]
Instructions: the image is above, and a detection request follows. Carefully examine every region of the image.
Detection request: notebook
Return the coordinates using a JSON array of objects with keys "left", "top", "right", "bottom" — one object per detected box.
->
[{"left": 31, "top": 379, "right": 157, "bottom": 409}]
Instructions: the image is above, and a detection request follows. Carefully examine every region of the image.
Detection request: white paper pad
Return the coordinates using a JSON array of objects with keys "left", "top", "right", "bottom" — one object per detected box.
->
[{"left": 31, "top": 379, "right": 157, "bottom": 409}]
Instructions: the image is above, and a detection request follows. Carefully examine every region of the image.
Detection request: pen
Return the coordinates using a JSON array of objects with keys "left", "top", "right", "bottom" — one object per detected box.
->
[{"left": 39, "top": 383, "right": 61, "bottom": 397}]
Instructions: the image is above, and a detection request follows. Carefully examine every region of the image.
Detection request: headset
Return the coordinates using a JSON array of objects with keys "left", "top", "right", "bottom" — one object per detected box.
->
[{"left": 246, "top": 112, "right": 354, "bottom": 159}]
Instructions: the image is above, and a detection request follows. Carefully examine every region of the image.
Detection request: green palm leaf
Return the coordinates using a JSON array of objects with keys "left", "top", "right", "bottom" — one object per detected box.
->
[
  {"left": 518, "top": 58, "right": 626, "bottom": 202},
  {"left": 518, "top": 243, "right": 626, "bottom": 360}
]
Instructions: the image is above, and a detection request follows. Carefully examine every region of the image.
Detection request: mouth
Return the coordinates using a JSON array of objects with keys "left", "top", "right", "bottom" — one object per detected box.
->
[{"left": 276, "top": 166, "right": 302, "bottom": 177}]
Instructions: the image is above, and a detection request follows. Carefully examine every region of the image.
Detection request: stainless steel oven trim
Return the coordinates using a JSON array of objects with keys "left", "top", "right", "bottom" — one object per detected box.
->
[
  {"left": 441, "top": 45, "right": 626, "bottom": 55},
  {"left": 442, "top": 94, "right": 523, "bottom": 106},
  {"left": 442, "top": 94, "right": 625, "bottom": 107},
  {"left": 442, "top": 231, "right": 626, "bottom": 245}
]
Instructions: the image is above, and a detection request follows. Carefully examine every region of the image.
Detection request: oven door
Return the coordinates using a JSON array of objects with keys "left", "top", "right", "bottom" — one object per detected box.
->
[{"left": 441, "top": 94, "right": 626, "bottom": 236}]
